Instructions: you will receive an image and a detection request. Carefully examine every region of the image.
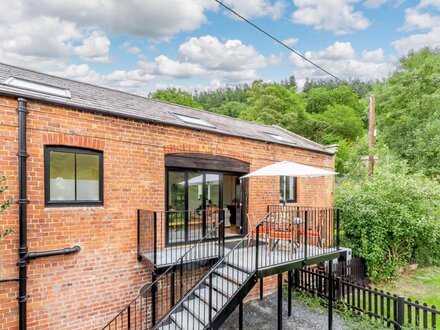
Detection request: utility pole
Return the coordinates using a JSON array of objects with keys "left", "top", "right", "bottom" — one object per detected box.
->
[{"left": 368, "top": 95, "right": 375, "bottom": 177}]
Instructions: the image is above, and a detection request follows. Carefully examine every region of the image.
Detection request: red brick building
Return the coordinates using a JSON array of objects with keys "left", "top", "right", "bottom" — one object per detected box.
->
[{"left": 0, "top": 63, "right": 336, "bottom": 330}]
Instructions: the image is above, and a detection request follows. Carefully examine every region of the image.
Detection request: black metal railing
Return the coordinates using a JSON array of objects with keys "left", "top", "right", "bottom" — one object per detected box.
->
[
  {"left": 296, "top": 267, "right": 439, "bottom": 329},
  {"left": 107, "top": 206, "right": 340, "bottom": 329},
  {"left": 102, "top": 218, "right": 225, "bottom": 330},
  {"left": 138, "top": 209, "right": 225, "bottom": 266},
  {"left": 257, "top": 206, "right": 340, "bottom": 268},
  {"left": 153, "top": 212, "right": 271, "bottom": 330}
]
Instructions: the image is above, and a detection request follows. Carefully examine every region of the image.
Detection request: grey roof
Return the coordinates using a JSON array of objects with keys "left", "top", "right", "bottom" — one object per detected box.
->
[{"left": 0, "top": 63, "right": 332, "bottom": 154}]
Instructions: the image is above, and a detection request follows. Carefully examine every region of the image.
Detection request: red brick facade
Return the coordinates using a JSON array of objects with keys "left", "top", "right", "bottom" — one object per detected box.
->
[{"left": 0, "top": 96, "right": 334, "bottom": 329}]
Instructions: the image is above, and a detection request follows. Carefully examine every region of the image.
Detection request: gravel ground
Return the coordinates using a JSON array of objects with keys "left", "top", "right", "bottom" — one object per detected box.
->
[{"left": 221, "top": 291, "right": 348, "bottom": 330}]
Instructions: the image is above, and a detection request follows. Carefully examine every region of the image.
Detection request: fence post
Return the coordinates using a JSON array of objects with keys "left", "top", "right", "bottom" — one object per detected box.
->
[
  {"left": 336, "top": 209, "right": 340, "bottom": 251},
  {"left": 151, "top": 272, "right": 157, "bottom": 327},
  {"left": 256, "top": 223, "right": 260, "bottom": 271},
  {"left": 294, "top": 268, "right": 300, "bottom": 289},
  {"left": 153, "top": 212, "right": 157, "bottom": 265},
  {"left": 304, "top": 211, "right": 308, "bottom": 260},
  {"left": 335, "top": 276, "right": 342, "bottom": 300},
  {"left": 278, "top": 273, "right": 283, "bottom": 330},
  {"left": 328, "top": 261, "right": 333, "bottom": 330},
  {"left": 127, "top": 305, "right": 131, "bottom": 330},
  {"left": 137, "top": 210, "right": 141, "bottom": 261},
  {"left": 396, "top": 296, "right": 405, "bottom": 329},
  {"left": 288, "top": 270, "right": 293, "bottom": 317},
  {"left": 209, "top": 273, "right": 213, "bottom": 328},
  {"left": 170, "top": 266, "right": 175, "bottom": 306}
]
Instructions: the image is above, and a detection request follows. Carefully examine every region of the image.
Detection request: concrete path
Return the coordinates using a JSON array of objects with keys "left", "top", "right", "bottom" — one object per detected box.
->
[{"left": 221, "top": 291, "right": 348, "bottom": 330}]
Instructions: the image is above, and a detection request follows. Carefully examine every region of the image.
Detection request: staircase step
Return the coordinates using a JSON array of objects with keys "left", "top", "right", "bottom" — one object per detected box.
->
[
  {"left": 156, "top": 320, "right": 181, "bottom": 330},
  {"left": 171, "top": 309, "right": 204, "bottom": 330},
  {"left": 194, "top": 287, "right": 227, "bottom": 310},
  {"left": 183, "top": 296, "right": 211, "bottom": 324},
  {"left": 214, "top": 265, "right": 249, "bottom": 284},
  {"left": 206, "top": 275, "right": 239, "bottom": 297}
]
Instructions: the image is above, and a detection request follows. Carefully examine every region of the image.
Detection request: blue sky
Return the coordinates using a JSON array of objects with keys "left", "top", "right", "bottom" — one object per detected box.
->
[{"left": 0, "top": 0, "right": 438, "bottom": 95}]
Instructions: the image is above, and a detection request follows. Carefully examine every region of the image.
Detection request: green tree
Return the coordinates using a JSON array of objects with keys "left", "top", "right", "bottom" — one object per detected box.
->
[
  {"left": 375, "top": 48, "right": 440, "bottom": 177},
  {"left": 150, "top": 88, "right": 203, "bottom": 109},
  {"left": 239, "top": 80, "right": 308, "bottom": 134},
  {"left": 194, "top": 86, "right": 249, "bottom": 110},
  {"left": 336, "top": 160, "right": 440, "bottom": 282},
  {"left": 211, "top": 101, "right": 247, "bottom": 118},
  {"left": 1, "top": 176, "right": 13, "bottom": 239},
  {"left": 315, "top": 104, "right": 364, "bottom": 143}
]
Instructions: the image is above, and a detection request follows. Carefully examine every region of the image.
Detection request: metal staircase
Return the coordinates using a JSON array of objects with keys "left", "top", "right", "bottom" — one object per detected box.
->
[
  {"left": 103, "top": 207, "right": 340, "bottom": 330},
  {"left": 102, "top": 217, "right": 226, "bottom": 330},
  {"left": 155, "top": 213, "right": 270, "bottom": 330}
]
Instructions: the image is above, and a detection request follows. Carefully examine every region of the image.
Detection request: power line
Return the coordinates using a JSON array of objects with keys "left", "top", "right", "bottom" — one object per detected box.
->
[{"left": 214, "top": 0, "right": 345, "bottom": 83}]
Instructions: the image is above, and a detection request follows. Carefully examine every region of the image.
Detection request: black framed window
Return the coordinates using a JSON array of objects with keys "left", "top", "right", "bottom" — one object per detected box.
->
[
  {"left": 280, "top": 176, "right": 297, "bottom": 203},
  {"left": 44, "top": 146, "right": 103, "bottom": 206}
]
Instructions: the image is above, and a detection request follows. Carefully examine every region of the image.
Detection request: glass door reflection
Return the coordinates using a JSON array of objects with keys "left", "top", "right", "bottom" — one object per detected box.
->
[{"left": 166, "top": 170, "right": 223, "bottom": 245}]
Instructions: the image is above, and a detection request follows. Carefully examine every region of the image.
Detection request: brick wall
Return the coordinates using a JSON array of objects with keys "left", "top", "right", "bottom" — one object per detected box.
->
[{"left": 0, "top": 96, "right": 334, "bottom": 329}]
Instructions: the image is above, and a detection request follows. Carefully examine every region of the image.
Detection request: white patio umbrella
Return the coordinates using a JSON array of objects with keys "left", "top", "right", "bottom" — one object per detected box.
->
[{"left": 240, "top": 160, "right": 337, "bottom": 179}]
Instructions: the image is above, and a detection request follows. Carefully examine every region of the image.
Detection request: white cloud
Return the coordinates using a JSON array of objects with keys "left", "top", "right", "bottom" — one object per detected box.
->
[
  {"left": 289, "top": 42, "right": 395, "bottom": 87},
  {"left": 30, "top": 0, "right": 218, "bottom": 40},
  {"left": 282, "top": 38, "right": 299, "bottom": 46},
  {"left": 74, "top": 31, "right": 110, "bottom": 62},
  {"left": 222, "top": 0, "right": 285, "bottom": 20},
  {"left": 392, "top": 27, "right": 440, "bottom": 54},
  {"left": 401, "top": 1, "right": 440, "bottom": 31},
  {"left": 152, "top": 55, "right": 206, "bottom": 78},
  {"left": 134, "top": 36, "right": 277, "bottom": 85},
  {"left": 291, "top": 0, "right": 370, "bottom": 35},
  {"left": 0, "top": 15, "right": 80, "bottom": 60},
  {"left": 363, "top": 0, "right": 389, "bottom": 8},
  {"left": 362, "top": 48, "right": 384, "bottom": 61},
  {"left": 121, "top": 42, "right": 142, "bottom": 56},
  {"left": 392, "top": 1, "right": 440, "bottom": 54},
  {"left": 178, "top": 35, "right": 271, "bottom": 71}
]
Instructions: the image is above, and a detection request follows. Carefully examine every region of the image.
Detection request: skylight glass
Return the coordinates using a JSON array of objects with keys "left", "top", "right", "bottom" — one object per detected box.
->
[
  {"left": 175, "top": 114, "right": 215, "bottom": 128},
  {"left": 265, "top": 132, "right": 295, "bottom": 144},
  {"left": 3, "top": 77, "right": 71, "bottom": 99}
]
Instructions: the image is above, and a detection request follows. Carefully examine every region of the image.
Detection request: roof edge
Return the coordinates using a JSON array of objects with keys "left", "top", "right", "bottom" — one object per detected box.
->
[{"left": 271, "top": 125, "right": 334, "bottom": 154}]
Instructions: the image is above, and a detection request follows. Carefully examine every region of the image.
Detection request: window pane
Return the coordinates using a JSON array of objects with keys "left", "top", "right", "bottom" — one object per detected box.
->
[
  {"left": 50, "top": 151, "right": 75, "bottom": 200},
  {"left": 167, "top": 171, "right": 186, "bottom": 244},
  {"left": 288, "top": 177, "right": 295, "bottom": 201},
  {"left": 76, "top": 153, "right": 100, "bottom": 201},
  {"left": 285, "top": 176, "right": 292, "bottom": 201},
  {"left": 280, "top": 176, "right": 285, "bottom": 202}
]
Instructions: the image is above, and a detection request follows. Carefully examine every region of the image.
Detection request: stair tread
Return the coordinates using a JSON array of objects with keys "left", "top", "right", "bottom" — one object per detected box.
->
[
  {"left": 194, "top": 287, "right": 227, "bottom": 310},
  {"left": 205, "top": 275, "right": 239, "bottom": 297},
  {"left": 171, "top": 310, "right": 204, "bottom": 330},
  {"left": 183, "top": 296, "right": 211, "bottom": 324},
  {"left": 215, "top": 265, "right": 249, "bottom": 284},
  {"left": 156, "top": 320, "right": 181, "bottom": 330}
]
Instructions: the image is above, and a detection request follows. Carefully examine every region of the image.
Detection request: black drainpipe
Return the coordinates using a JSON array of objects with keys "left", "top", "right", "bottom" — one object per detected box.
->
[
  {"left": 16, "top": 98, "right": 81, "bottom": 330},
  {"left": 17, "top": 97, "right": 29, "bottom": 330}
]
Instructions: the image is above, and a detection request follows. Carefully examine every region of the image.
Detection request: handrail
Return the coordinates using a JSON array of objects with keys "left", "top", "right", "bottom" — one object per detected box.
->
[
  {"left": 153, "top": 212, "right": 271, "bottom": 329},
  {"left": 102, "top": 213, "right": 225, "bottom": 329}
]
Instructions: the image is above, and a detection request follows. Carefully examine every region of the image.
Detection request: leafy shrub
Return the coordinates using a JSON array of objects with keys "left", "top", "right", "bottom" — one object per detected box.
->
[
  {"left": 1, "top": 176, "right": 13, "bottom": 238},
  {"left": 336, "top": 163, "right": 440, "bottom": 282}
]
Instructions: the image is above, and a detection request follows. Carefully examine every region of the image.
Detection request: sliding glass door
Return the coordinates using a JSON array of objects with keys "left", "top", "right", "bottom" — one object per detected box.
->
[{"left": 166, "top": 170, "right": 222, "bottom": 245}]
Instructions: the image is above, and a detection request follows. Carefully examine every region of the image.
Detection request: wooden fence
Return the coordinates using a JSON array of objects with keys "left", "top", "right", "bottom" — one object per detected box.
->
[{"left": 296, "top": 267, "right": 439, "bottom": 329}]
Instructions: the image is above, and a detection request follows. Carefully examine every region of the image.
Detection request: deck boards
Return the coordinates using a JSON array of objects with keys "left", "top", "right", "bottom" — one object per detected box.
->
[{"left": 142, "top": 239, "right": 337, "bottom": 269}]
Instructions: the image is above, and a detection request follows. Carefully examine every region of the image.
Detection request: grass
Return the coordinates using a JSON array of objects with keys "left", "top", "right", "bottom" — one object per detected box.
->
[{"left": 375, "top": 266, "right": 440, "bottom": 308}]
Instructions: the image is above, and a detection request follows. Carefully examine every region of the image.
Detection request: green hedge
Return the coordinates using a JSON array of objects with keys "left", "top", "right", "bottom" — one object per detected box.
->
[{"left": 336, "top": 167, "right": 440, "bottom": 282}]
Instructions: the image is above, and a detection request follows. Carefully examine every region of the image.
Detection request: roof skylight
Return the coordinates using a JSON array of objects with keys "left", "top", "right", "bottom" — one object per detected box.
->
[
  {"left": 265, "top": 132, "right": 295, "bottom": 143},
  {"left": 174, "top": 114, "right": 215, "bottom": 128},
  {"left": 2, "top": 77, "right": 71, "bottom": 98}
]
